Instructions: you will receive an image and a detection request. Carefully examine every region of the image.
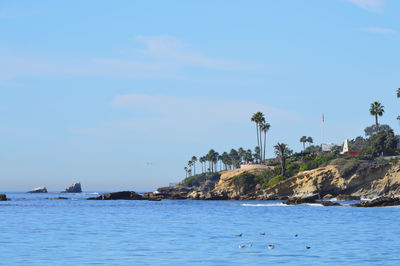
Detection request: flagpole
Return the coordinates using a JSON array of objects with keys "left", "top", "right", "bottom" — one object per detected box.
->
[{"left": 321, "top": 113, "right": 324, "bottom": 151}]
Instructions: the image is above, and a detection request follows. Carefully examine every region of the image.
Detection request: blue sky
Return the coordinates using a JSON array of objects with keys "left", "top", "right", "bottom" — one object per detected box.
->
[{"left": 0, "top": 0, "right": 399, "bottom": 190}]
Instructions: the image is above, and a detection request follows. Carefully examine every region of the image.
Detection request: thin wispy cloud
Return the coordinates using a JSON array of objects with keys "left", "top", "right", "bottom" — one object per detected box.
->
[
  {"left": 362, "top": 26, "right": 396, "bottom": 35},
  {"left": 345, "top": 0, "right": 386, "bottom": 12},
  {"left": 0, "top": 35, "right": 259, "bottom": 82},
  {"left": 102, "top": 94, "right": 305, "bottom": 141},
  {"left": 136, "top": 35, "right": 255, "bottom": 71}
]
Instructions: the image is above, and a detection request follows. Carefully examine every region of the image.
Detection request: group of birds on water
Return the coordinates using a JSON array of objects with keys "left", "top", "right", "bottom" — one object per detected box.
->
[{"left": 235, "top": 232, "right": 311, "bottom": 250}]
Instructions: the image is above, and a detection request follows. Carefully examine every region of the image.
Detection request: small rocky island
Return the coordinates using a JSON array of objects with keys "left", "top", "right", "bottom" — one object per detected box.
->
[
  {"left": 27, "top": 186, "right": 48, "bottom": 193},
  {"left": 0, "top": 194, "right": 10, "bottom": 201},
  {"left": 87, "top": 191, "right": 162, "bottom": 201},
  {"left": 63, "top": 182, "right": 82, "bottom": 193}
]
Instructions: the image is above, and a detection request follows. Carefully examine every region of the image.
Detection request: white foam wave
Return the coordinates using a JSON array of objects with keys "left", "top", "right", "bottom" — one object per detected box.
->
[
  {"left": 240, "top": 203, "right": 288, "bottom": 207},
  {"left": 86, "top": 193, "right": 99, "bottom": 195},
  {"left": 304, "top": 203, "right": 324, "bottom": 207}
]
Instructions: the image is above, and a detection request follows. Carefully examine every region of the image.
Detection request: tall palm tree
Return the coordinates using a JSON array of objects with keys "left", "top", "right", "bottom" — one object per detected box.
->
[
  {"left": 207, "top": 149, "right": 217, "bottom": 172},
  {"left": 274, "top": 143, "right": 293, "bottom": 176},
  {"left": 306, "top": 136, "right": 313, "bottom": 147},
  {"left": 300, "top": 136, "right": 307, "bottom": 152},
  {"left": 191, "top": 156, "right": 197, "bottom": 175},
  {"left": 370, "top": 101, "right": 385, "bottom": 130},
  {"left": 188, "top": 160, "right": 193, "bottom": 175},
  {"left": 260, "top": 122, "right": 270, "bottom": 162},
  {"left": 184, "top": 167, "right": 188, "bottom": 178},
  {"left": 251, "top": 112, "right": 265, "bottom": 163}
]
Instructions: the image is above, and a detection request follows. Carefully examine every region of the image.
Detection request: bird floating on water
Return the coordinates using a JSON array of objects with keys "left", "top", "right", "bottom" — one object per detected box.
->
[
  {"left": 268, "top": 244, "right": 275, "bottom": 250},
  {"left": 235, "top": 233, "right": 243, "bottom": 237},
  {"left": 306, "top": 246, "right": 311, "bottom": 249},
  {"left": 294, "top": 234, "right": 298, "bottom": 237},
  {"left": 238, "top": 245, "right": 245, "bottom": 249},
  {"left": 260, "top": 232, "right": 266, "bottom": 236}
]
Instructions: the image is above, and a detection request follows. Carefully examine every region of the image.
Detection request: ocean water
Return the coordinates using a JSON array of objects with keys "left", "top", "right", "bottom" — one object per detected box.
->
[{"left": 1, "top": 192, "right": 400, "bottom": 265}]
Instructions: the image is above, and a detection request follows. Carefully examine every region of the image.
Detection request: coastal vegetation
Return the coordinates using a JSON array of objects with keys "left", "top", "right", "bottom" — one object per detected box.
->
[{"left": 176, "top": 88, "right": 400, "bottom": 197}]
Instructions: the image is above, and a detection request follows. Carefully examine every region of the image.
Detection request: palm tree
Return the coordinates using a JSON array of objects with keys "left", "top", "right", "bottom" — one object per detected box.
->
[
  {"left": 274, "top": 143, "right": 293, "bottom": 176},
  {"left": 260, "top": 122, "right": 270, "bottom": 162},
  {"left": 184, "top": 167, "right": 188, "bottom": 178},
  {"left": 191, "top": 156, "right": 197, "bottom": 175},
  {"left": 188, "top": 169, "right": 192, "bottom": 176},
  {"left": 245, "top": 149, "right": 253, "bottom": 163},
  {"left": 306, "top": 136, "right": 313, "bottom": 147},
  {"left": 300, "top": 136, "right": 307, "bottom": 152},
  {"left": 207, "top": 149, "right": 217, "bottom": 172},
  {"left": 397, "top": 88, "right": 400, "bottom": 98},
  {"left": 188, "top": 160, "right": 193, "bottom": 175},
  {"left": 370, "top": 101, "right": 385, "bottom": 130},
  {"left": 251, "top": 112, "right": 265, "bottom": 163},
  {"left": 238, "top": 147, "right": 245, "bottom": 164}
]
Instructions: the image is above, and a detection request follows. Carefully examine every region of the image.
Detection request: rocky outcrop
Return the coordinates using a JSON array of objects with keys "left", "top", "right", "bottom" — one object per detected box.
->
[
  {"left": 63, "top": 183, "right": 82, "bottom": 193},
  {"left": 351, "top": 197, "right": 400, "bottom": 207},
  {"left": 283, "top": 195, "right": 341, "bottom": 206},
  {"left": 28, "top": 186, "right": 48, "bottom": 193},
  {"left": 157, "top": 165, "right": 270, "bottom": 200},
  {"left": 0, "top": 194, "right": 10, "bottom": 201},
  {"left": 87, "top": 191, "right": 144, "bottom": 200},
  {"left": 336, "top": 194, "right": 360, "bottom": 201},
  {"left": 158, "top": 160, "right": 400, "bottom": 202},
  {"left": 258, "top": 161, "right": 400, "bottom": 200}
]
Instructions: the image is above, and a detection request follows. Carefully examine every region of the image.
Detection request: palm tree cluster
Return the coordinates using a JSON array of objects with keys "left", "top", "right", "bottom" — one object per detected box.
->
[
  {"left": 184, "top": 147, "right": 261, "bottom": 176},
  {"left": 251, "top": 112, "right": 270, "bottom": 163},
  {"left": 299, "top": 136, "right": 313, "bottom": 152}
]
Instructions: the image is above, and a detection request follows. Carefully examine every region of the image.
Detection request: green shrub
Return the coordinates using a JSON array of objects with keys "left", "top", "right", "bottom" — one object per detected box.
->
[
  {"left": 232, "top": 172, "right": 257, "bottom": 193},
  {"left": 182, "top": 172, "right": 220, "bottom": 186},
  {"left": 266, "top": 175, "right": 285, "bottom": 188},
  {"left": 329, "top": 158, "right": 361, "bottom": 176}
]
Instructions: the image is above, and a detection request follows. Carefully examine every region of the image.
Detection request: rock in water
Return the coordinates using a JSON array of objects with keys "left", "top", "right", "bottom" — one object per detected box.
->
[
  {"left": 27, "top": 186, "right": 48, "bottom": 193},
  {"left": 0, "top": 194, "right": 10, "bottom": 201},
  {"left": 63, "top": 182, "right": 82, "bottom": 193},
  {"left": 336, "top": 194, "right": 360, "bottom": 201},
  {"left": 351, "top": 197, "right": 400, "bottom": 207},
  {"left": 87, "top": 191, "right": 144, "bottom": 200}
]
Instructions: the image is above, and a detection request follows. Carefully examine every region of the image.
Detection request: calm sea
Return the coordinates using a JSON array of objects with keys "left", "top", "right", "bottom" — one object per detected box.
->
[{"left": 1, "top": 191, "right": 400, "bottom": 265}]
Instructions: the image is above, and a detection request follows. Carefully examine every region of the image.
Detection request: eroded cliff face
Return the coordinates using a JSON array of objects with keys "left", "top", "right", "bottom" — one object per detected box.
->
[
  {"left": 157, "top": 161, "right": 400, "bottom": 200},
  {"left": 259, "top": 162, "right": 400, "bottom": 200}
]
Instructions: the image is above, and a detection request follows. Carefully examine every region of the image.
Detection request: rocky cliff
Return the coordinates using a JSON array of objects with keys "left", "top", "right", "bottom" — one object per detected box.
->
[
  {"left": 157, "top": 160, "right": 400, "bottom": 200},
  {"left": 258, "top": 161, "right": 400, "bottom": 200}
]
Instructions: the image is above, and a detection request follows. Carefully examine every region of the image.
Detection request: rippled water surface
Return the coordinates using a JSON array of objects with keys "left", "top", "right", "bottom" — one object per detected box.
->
[{"left": 1, "top": 192, "right": 400, "bottom": 265}]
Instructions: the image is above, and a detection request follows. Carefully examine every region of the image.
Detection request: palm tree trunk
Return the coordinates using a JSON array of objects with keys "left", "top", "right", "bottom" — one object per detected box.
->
[
  {"left": 194, "top": 163, "right": 196, "bottom": 175},
  {"left": 376, "top": 114, "right": 379, "bottom": 130},
  {"left": 281, "top": 157, "right": 286, "bottom": 176},
  {"left": 256, "top": 123, "right": 260, "bottom": 163},
  {"left": 259, "top": 125, "right": 263, "bottom": 163},
  {"left": 263, "top": 131, "right": 266, "bottom": 163}
]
